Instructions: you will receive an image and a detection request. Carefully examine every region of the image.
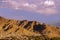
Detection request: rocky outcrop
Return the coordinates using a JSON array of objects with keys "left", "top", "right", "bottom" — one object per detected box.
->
[{"left": 0, "top": 16, "right": 60, "bottom": 39}]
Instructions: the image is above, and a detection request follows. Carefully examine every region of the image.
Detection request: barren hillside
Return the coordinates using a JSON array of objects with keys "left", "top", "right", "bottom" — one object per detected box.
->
[{"left": 0, "top": 16, "right": 60, "bottom": 40}]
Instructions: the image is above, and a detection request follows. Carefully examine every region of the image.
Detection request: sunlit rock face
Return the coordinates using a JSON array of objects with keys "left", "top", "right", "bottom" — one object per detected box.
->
[{"left": 0, "top": 16, "right": 60, "bottom": 39}]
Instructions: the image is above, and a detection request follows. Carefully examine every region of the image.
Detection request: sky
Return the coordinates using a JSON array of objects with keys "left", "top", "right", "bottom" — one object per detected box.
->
[{"left": 0, "top": 0, "right": 60, "bottom": 24}]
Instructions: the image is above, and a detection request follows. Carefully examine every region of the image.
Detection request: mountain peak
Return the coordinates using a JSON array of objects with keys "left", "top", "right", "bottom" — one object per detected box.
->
[
  {"left": 0, "top": 16, "right": 7, "bottom": 22},
  {"left": 0, "top": 16, "right": 60, "bottom": 39},
  {"left": 0, "top": 16, "right": 3, "bottom": 19}
]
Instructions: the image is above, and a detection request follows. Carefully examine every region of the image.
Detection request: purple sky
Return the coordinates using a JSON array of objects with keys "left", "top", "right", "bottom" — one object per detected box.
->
[{"left": 0, "top": 0, "right": 60, "bottom": 24}]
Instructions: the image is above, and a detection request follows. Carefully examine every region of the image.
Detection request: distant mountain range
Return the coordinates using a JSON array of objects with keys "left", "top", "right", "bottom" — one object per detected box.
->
[
  {"left": 0, "top": 16, "right": 60, "bottom": 40},
  {"left": 49, "top": 21, "right": 60, "bottom": 26},
  {"left": 54, "top": 22, "right": 60, "bottom": 26}
]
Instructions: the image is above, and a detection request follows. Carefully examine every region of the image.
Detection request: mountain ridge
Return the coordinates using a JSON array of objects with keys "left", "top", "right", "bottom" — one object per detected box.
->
[{"left": 0, "top": 16, "right": 60, "bottom": 39}]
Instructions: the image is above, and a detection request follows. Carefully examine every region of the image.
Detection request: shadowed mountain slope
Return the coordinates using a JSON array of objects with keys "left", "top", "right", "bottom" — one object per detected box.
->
[{"left": 0, "top": 16, "right": 60, "bottom": 39}]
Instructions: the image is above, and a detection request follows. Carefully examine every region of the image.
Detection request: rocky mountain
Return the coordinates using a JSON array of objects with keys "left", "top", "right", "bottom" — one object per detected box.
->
[{"left": 0, "top": 16, "right": 60, "bottom": 40}]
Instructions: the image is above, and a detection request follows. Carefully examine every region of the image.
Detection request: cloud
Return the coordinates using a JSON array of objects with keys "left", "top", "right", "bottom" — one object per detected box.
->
[
  {"left": 23, "top": 3, "right": 37, "bottom": 8},
  {"left": 0, "top": 0, "right": 37, "bottom": 10},
  {"left": 36, "top": 8, "right": 57, "bottom": 15},
  {"left": 43, "top": 0, "right": 55, "bottom": 7},
  {"left": 0, "top": 0, "right": 58, "bottom": 15}
]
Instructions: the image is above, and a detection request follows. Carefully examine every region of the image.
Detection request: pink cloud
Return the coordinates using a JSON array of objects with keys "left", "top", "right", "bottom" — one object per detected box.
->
[
  {"left": 0, "top": 0, "right": 58, "bottom": 15},
  {"left": 36, "top": 8, "right": 58, "bottom": 15}
]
